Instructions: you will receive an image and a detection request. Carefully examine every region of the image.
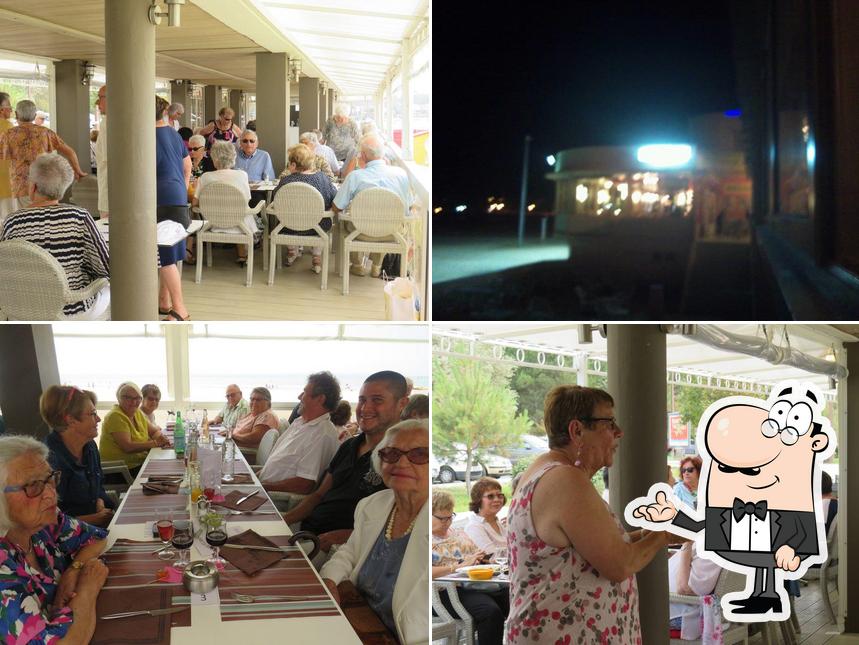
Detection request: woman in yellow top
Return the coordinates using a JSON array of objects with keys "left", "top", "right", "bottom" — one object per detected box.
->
[
  {"left": 98, "top": 382, "right": 170, "bottom": 474},
  {"left": 0, "top": 92, "right": 14, "bottom": 219}
]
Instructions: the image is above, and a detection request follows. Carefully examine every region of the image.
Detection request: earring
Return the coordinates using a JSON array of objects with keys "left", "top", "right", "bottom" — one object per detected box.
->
[{"left": 574, "top": 444, "right": 583, "bottom": 468}]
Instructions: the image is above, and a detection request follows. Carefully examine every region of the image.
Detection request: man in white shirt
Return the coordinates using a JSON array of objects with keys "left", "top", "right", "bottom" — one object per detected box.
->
[
  {"left": 95, "top": 85, "right": 108, "bottom": 217},
  {"left": 260, "top": 371, "right": 341, "bottom": 494}
]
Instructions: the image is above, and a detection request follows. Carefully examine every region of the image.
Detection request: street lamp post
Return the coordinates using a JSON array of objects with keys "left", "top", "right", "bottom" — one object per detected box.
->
[{"left": 517, "top": 134, "right": 532, "bottom": 247}]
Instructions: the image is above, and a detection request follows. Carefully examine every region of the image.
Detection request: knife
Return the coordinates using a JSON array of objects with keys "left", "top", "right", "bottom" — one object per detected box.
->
[
  {"left": 222, "top": 543, "right": 289, "bottom": 553},
  {"left": 234, "top": 488, "right": 260, "bottom": 505},
  {"left": 101, "top": 606, "right": 188, "bottom": 620}
]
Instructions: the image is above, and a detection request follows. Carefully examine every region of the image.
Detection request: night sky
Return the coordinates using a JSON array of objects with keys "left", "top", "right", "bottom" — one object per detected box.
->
[{"left": 435, "top": 1, "right": 739, "bottom": 211}]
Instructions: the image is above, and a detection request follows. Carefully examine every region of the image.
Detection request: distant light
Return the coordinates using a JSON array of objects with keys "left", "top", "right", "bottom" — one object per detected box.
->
[
  {"left": 613, "top": 208, "right": 621, "bottom": 216},
  {"left": 575, "top": 184, "right": 589, "bottom": 203},
  {"left": 636, "top": 144, "right": 694, "bottom": 168},
  {"left": 618, "top": 183, "right": 629, "bottom": 200},
  {"left": 642, "top": 192, "right": 660, "bottom": 204},
  {"left": 603, "top": 180, "right": 613, "bottom": 189},
  {"left": 455, "top": 204, "right": 468, "bottom": 213},
  {"left": 631, "top": 190, "right": 642, "bottom": 204},
  {"left": 597, "top": 189, "right": 610, "bottom": 204},
  {"left": 724, "top": 108, "right": 742, "bottom": 118},
  {"left": 546, "top": 155, "right": 556, "bottom": 166},
  {"left": 807, "top": 140, "right": 816, "bottom": 167},
  {"left": 527, "top": 204, "right": 536, "bottom": 212},
  {"left": 487, "top": 196, "right": 495, "bottom": 203},
  {"left": 433, "top": 206, "right": 443, "bottom": 214},
  {"left": 497, "top": 203, "right": 505, "bottom": 210}
]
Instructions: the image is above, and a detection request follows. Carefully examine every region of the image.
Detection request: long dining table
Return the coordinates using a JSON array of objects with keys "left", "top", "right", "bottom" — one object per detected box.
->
[{"left": 98, "top": 444, "right": 362, "bottom": 645}]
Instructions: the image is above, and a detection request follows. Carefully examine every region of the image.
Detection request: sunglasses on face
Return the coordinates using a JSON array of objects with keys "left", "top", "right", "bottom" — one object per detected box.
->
[
  {"left": 241, "top": 139, "right": 256, "bottom": 144},
  {"left": 377, "top": 446, "right": 429, "bottom": 465},
  {"left": 4, "top": 471, "right": 61, "bottom": 498},
  {"left": 190, "top": 146, "right": 204, "bottom": 152},
  {"left": 681, "top": 467, "right": 697, "bottom": 474}
]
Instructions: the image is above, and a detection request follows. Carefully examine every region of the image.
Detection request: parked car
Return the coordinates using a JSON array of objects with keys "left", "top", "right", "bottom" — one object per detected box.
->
[
  {"left": 430, "top": 453, "right": 440, "bottom": 482},
  {"left": 481, "top": 452, "right": 513, "bottom": 478},
  {"left": 505, "top": 434, "right": 549, "bottom": 465},
  {"left": 436, "top": 453, "right": 484, "bottom": 483}
]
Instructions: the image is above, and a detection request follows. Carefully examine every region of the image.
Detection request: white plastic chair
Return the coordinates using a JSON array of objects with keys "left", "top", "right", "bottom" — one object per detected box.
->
[
  {"left": 255, "top": 428, "right": 280, "bottom": 466},
  {"left": 803, "top": 516, "right": 838, "bottom": 624},
  {"left": 431, "top": 581, "right": 474, "bottom": 645},
  {"left": 266, "top": 182, "right": 332, "bottom": 289},
  {"left": 196, "top": 182, "right": 264, "bottom": 287},
  {"left": 0, "top": 239, "right": 110, "bottom": 320},
  {"left": 340, "top": 188, "right": 408, "bottom": 295},
  {"left": 669, "top": 568, "right": 749, "bottom": 645}
]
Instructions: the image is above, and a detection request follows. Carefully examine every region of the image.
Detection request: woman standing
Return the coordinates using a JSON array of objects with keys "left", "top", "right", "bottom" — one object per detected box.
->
[
  {"left": 672, "top": 456, "right": 701, "bottom": 510},
  {"left": 42, "top": 385, "right": 116, "bottom": 527},
  {"left": 320, "top": 420, "right": 428, "bottom": 644},
  {"left": 155, "top": 95, "right": 192, "bottom": 321},
  {"left": 199, "top": 107, "right": 242, "bottom": 149},
  {"left": 464, "top": 477, "right": 507, "bottom": 554},
  {"left": 98, "top": 382, "right": 170, "bottom": 475},
  {"left": 507, "top": 385, "right": 678, "bottom": 644}
]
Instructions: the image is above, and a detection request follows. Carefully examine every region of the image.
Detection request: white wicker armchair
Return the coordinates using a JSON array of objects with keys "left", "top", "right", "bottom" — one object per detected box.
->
[
  {"left": 0, "top": 239, "right": 110, "bottom": 320},
  {"left": 431, "top": 581, "right": 474, "bottom": 645},
  {"left": 669, "top": 568, "right": 750, "bottom": 645},
  {"left": 340, "top": 188, "right": 408, "bottom": 295},
  {"left": 196, "top": 182, "right": 264, "bottom": 287},
  {"left": 266, "top": 182, "right": 332, "bottom": 289}
]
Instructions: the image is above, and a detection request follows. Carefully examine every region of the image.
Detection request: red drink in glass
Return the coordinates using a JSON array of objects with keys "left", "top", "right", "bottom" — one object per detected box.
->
[
  {"left": 156, "top": 519, "right": 175, "bottom": 542},
  {"left": 203, "top": 487, "right": 215, "bottom": 500}
]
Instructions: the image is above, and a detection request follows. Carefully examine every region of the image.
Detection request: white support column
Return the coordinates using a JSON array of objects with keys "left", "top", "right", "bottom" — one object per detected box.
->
[
  {"left": 385, "top": 78, "right": 393, "bottom": 141},
  {"left": 400, "top": 37, "right": 413, "bottom": 159},
  {"left": 105, "top": 0, "right": 158, "bottom": 320}
]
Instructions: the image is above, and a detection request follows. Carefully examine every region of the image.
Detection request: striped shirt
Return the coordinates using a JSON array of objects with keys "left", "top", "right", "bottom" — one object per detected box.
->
[{"left": 1, "top": 204, "right": 110, "bottom": 315}]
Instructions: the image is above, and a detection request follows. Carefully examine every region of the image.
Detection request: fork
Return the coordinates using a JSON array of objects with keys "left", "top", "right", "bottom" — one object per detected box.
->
[
  {"left": 231, "top": 592, "right": 325, "bottom": 603},
  {"left": 226, "top": 510, "right": 279, "bottom": 516}
]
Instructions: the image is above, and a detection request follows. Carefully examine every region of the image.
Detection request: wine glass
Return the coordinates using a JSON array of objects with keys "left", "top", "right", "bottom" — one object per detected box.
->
[
  {"left": 155, "top": 509, "right": 175, "bottom": 560},
  {"left": 205, "top": 507, "right": 229, "bottom": 567},
  {"left": 171, "top": 520, "right": 194, "bottom": 570},
  {"left": 494, "top": 548, "right": 509, "bottom": 571}
]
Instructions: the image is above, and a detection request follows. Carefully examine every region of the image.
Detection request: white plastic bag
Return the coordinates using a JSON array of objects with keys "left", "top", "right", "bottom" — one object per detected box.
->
[{"left": 384, "top": 277, "right": 420, "bottom": 321}]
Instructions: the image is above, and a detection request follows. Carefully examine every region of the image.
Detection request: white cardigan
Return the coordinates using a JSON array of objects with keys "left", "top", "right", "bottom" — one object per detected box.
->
[{"left": 319, "top": 489, "right": 429, "bottom": 645}]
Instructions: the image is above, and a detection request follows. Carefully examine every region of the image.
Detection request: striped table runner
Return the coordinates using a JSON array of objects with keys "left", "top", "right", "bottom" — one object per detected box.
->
[
  {"left": 218, "top": 536, "right": 340, "bottom": 622},
  {"left": 213, "top": 487, "right": 280, "bottom": 523},
  {"left": 116, "top": 489, "right": 190, "bottom": 525},
  {"left": 142, "top": 458, "right": 250, "bottom": 477}
]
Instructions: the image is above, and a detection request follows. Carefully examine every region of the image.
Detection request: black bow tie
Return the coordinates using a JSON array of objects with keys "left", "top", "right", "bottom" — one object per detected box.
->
[{"left": 732, "top": 498, "right": 768, "bottom": 522}]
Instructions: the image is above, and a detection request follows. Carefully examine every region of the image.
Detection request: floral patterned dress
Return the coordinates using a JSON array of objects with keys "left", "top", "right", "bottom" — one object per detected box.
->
[
  {"left": 0, "top": 509, "right": 108, "bottom": 644},
  {"left": 507, "top": 461, "right": 641, "bottom": 645}
]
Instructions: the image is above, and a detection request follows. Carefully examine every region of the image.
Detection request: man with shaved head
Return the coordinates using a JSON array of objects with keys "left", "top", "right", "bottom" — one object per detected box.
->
[
  {"left": 331, "top": 133, "right": 414, "bottom": 277},
  {"left": 212, "top": 384, "right": 249, "bottom": 430}
]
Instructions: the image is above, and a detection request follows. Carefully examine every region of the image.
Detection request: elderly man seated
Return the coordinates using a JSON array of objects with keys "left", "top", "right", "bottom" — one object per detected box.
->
[
  {"left": 297, "top": 131, "right": 338, "bottom": 180},
  {"left": 332, "top": 134, "right": 413, "bottom": 278},
  {"left": 228, "top": 386, "right": 279, "bottom": 449},
  {"left": 260, "top": 371, "right": 341, "bottom": 495},
  {"left": 212, "top": 384, "right": 249, "bottom": 431},
  {"left": 1, "top": 153, "right": 110, "bottom": 319},
  {"left": 194, "top": 140, "right": 259, "bottom": 266},
  {"left": 234, "top": 129, "right": 275, "bottom": 182}
]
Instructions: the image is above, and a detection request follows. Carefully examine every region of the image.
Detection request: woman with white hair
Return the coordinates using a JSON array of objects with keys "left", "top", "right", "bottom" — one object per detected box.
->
[
  {"left": 0, "top": 434, "right": 109, "bottom": 643},
  {"left": 98, "top": 382, "right": 170, "bottom": 474},
  {"left": 322, "top": 102, "right": 360, "bottom": 164},
  {"left": 320, "top": 419, "right": 428, "bottom": 644},
  {"left": 0, "top": 153, "right": 111, "bottom": 319},
  {"left": 188, "top": 134, "right": 215, "bottom": 183},
  {"left": 194, "top": 140, "right": 257, "bottom": 266}
]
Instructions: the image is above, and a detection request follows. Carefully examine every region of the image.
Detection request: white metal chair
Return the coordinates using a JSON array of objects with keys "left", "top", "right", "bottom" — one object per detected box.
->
[
  {"left": 195, "top": 182, "right": 264, "bottom": 287},
  {"left": 803, "top": 516, "right": 838, "bottom": 624},
  {"left": 249, "top": 429, "right": 308, "bottom": 512},
  {"left": 431, "top": 581, "right": 474, "bottom": 645},
  {"left": 255, "top": 428, "right": 280, "bottom": 466},
  {"left": 266, "top": 182, "right": 332, "bottom": 289},
  {"left": 669, "top": 568, "right": 750, "bottom": 645},
  {"left": 0, "top": 239, "right": 110, "bottom": 320},
  {"left": 340, "top": 188, "right": 408, "bottom": 295},
  {"left": 101, "top": 459, "right": 134, "bottom": 500}
]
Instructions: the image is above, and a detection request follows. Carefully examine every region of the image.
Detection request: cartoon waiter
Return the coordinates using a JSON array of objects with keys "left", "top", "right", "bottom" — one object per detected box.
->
[{"left": 625, "top": 382, "right": 836, "bottom": 621}]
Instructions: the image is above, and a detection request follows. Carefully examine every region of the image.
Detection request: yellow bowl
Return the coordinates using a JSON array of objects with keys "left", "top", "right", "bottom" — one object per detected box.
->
[{"left": 467, "top": 568, "right": 495, "bottom": 580}]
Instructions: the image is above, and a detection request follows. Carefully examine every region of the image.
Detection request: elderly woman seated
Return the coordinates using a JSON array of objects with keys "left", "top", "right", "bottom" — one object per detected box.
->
[
  {"left": 193, "top": 140, "right": 259, "bottom": 266},
  {"left": 432, "top": 490, "right": 508, "bottom": 645},
  {"left": 272, "top": 143, "right": 337, "bottom": 274},
  {"left": 320, "top": 419, "right": 428, "bottom": 644},
  {"left": 464, "top": 477, "right": 508, "bottom": 553},
  {"left": 98, "top": 382, "right": 170, "bottom": 475},
  {"left": 140, "top": 384, "right": 162, "bottom": 431},
  {"left": 227, "top": 386, "right": 279, "bottom": 449},
  {"left": 42, "top": 385, "right": 116, "bottom": 528},
  {"left": 296, "top": 131, "right": 337, "bottom": 180},
  {"left": 0, "top": 153, "right": 110, "bottom": 319},
  {"left": 0, "top": 435, "right": 110, "bottom": 642},
  {"left": 668, "top": 541, "right": 721, "bottom": 639}
]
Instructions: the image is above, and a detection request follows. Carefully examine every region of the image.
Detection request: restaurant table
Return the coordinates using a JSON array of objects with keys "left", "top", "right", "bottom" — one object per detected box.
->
[
  {"left": 434, "top": 571, "right": 510, "bottom": 586},
  {"left": 101, "top": 446, "right": 362, "bottom": 644}
]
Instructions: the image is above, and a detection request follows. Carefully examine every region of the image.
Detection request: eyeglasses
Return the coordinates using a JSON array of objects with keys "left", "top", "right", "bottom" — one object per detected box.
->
[
  {"left": 377, "top": 446, "right": 429, "bottom": 465},
  {"left": 4, "top": 471, "right": 61, "bottom": 498},
  {"left": 241, "top": 139, "right": 256, "bottom": 144},
  {"left": 580, "top": 416, "right": 619, "bottom": 430},
  {"left": 433, "top": 513, "right": 456, "bottom": 522},
  {"left": 249, "top": 397, "right": 268, "bottom": 403},
  {"left": 190, "top": 146, "right": 204, "bottom": 152},
  {"left": 225, "top": 392, "right": 240, "bottom": 398},
  {"left": 681, "top": 467, "right": 697, "bottom": 474},
  {"left": 483, "top": 493, "right": 506, "bottom": 501},
  {"left": 121, "top": 395, "right": 142, "bottom": 402}
]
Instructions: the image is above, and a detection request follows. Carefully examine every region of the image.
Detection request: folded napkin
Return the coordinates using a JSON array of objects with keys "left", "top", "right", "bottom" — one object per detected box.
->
[
  {"left": 222, "top": 473, "right": 253, "bottom": 484},
  {"left": 92, "top": 585, "right": 183, "bottom": 645},
  {"left": 220, "top": 529, "right": 284, "bottom": 576},
  {"left": 214, "top": 489, "right": 266, "bottom": 511},
  {"left": 337, "top": 580, "right": 398, "bottom": 644},
  {"left": 142, "top": 482, "right": 180, "bottom": 495},
  {"left": 147, "top": 475, "right": 183, "bottom": 483}
]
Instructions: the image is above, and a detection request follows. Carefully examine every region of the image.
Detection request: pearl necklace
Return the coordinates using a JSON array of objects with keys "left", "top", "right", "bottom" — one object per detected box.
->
[{"left": 385, "top": 506, "right": 416, "bottom": 541}]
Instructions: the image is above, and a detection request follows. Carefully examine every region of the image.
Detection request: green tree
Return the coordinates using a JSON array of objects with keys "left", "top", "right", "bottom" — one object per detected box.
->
[
  {"left": 673, "top": 385, "right": 762, "bottom": 444},
  {"left": 509, "top": 367, "right": 573, "bottom": 426},
  {"left": 433, "top": 354, "right": 531, "bottom": 490}
]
